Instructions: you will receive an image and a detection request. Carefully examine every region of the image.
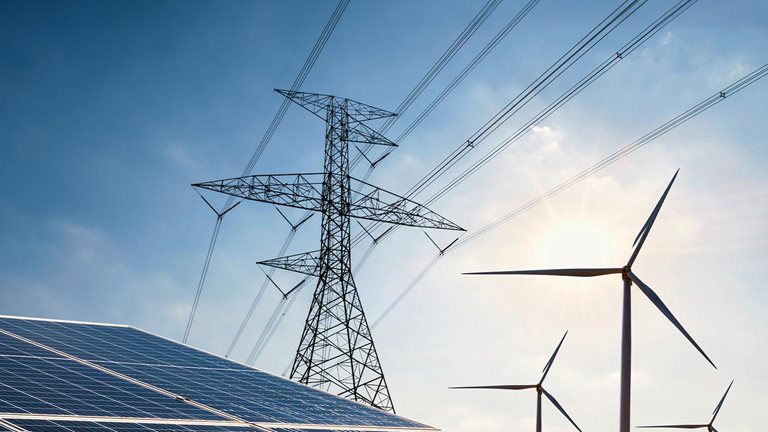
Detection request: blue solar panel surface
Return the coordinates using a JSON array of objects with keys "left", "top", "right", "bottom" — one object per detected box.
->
[
  {"left": 0, "top": 332, "right": 221, "bottom": 421},
  {"left": 0, "top": 317, "right": 430, "bottom": 429},
  {"left": 0, "top": 318, "right": 244, "bottom": 370},
  {"left": 6, "top": 419, "right": 249, "bottom": 432}
]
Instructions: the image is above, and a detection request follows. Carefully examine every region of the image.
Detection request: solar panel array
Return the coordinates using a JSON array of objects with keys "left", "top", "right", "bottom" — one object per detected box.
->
[{"left": 0, "top": 316, "right": 436, "bottom": 432}]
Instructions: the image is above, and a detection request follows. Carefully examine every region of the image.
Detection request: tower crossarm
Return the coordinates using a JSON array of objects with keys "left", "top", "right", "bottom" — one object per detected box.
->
[
  {"left": 257, "top": 250, "right": 321, "bottom": 277},
  {"left": 349, "top": 177, "right": 464, "bottom": 231},
  {"left": 277, "top": 89, "right": 396, "bottom": 122},
  {"left": 193, "top": 173, "right": 324, "bottom": 212},
  {"left": 341, "top": 121, "right": 397, "bottom": 146}
]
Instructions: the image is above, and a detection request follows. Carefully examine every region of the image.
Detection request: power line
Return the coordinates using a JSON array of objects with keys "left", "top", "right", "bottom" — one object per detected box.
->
[
  {"left": 454, "top": 63, "right": 768, "bottom": 247},
  {"left": 350, "top": 0, "right": 505, "bottom": 168},
  {"left": 349, "top": 0, "right": 652, "bottom": 252},
  {"left": 185, "top": 0, "right": 349, "bottom": 343},
  {"left": 225, "top": 229, "right": 298, "bottom": 357},
  {"left": 371, "top": 63, "right": 768, "bottom": 327},
  {"left": 379, "top": 0, "right": 542, "bottom": 157},
  {"left": 401, "top": 0, "right": 647, "bottom": 201},
  {"left": 424, "top": 0, "right": 698, "bottom": 206}
]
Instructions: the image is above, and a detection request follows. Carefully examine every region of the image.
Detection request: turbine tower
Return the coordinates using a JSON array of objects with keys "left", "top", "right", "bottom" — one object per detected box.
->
[
  {"left": 451, "top": 331, "right": 581, "bottom": 432},
  {"left": 639, "top": 380, "right": 733, "bottom": 432},
  {"left": 464, "top": 170, "right": 715, "bottom": 432},
  {"left": 194, "top": 89, "right": 463, "bottom": 412}
]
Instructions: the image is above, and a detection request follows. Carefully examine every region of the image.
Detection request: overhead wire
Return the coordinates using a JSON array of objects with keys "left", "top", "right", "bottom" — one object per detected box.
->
[
  {"left": 351, "top": 0, "right": 703, "bottom": 326},
  {"left": 349, "top": 0, "right": 651, "bottom": 252},
  {"left": 185, "top": 0, "right": 349, "bottom": 343},
  {"left": 225, "top": 229, "right": 298, "bottom": 357},
  {"left": 246, "top": 278, "right": 311, "bottom": 365},
  {"left": 400, "top": 0, "right": 647, "bottom": 201},
  {"left": 370, "top": 63, "right": 768, "bottom": 327},
  {"left": 357, "top": 0, "right": 542, "bottom": 170},
  {"left": 182, "top": 216, "right": 222, "bottom": 343},
  {"left": 424, "top": 0, "right": 698, "bottom": 206},
  {"left": 350, "top": 0, "right": 505, "bottom": 167}
]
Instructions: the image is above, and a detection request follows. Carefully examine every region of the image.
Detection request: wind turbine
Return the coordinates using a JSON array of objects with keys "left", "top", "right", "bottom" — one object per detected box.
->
[
  {"left": 450, "top": 331, "right": 581, "bottom": 432},
  {"left": 464, "top": 170, "right": 716, "bottom": 432},
  {"left": 638, "top": 380, "right": 733, "bottom": 432}
]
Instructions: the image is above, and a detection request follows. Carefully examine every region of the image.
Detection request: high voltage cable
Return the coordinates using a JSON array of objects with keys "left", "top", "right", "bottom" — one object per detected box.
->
[
  {"left": 349, "top": 0, "right": 650, "bottom": 251},
  {"left": 226, "top": 0, "right": 350, "bottom": 210},
  {"left": 370, "top": 63, "right": 768, "bottom": 327},
  {"left": 246, "top": 278, "right": 310, "bottom": 365},
  {"left": 184, "top": 0, "right": 349, "bottom": 343},
  {"left": 454, "top": 63, "right": 768, "bottom": 247},
  {"left": 182, "top": 216, "right": 222, "bottom": 343},
  {"left": 350, "top": 0, "right": 506, "bottom": 168},
  {"left": 354, "top": 0, "right": 704, "bottom": 327},
  {"left": 424, "top": 0, "right": 698, "bottom": 206},
  {"left": 359, "top": 0, "right": 542, "bottom": 169},
  {"left": 225, "top": 230, "right": 298, "bottom": 357},
  {"left": 401, "top": 0, "right": 647, "bottom": 200}
]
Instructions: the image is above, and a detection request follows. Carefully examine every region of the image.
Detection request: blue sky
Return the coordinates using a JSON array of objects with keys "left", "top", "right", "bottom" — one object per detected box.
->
[{"left": 1, "top": 1, "right": 766, "bottom": 431}]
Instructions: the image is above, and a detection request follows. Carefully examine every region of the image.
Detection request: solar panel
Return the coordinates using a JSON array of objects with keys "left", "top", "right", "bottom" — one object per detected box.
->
[
  {"left": 0, "top": 318, "right": 245, "bottom": 370},
  {"left": 4, "top": 419, "right": 249, "bottom": 431},
  {"left": 0, "top": 316, "right": 436, "bottom": 432},
  {"left": 0, "top": 333, "right": 221, "bottom": 420}
]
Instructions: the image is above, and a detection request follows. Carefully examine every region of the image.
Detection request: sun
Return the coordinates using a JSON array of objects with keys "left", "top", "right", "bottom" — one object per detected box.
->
[{"left": 531, "top": 218, "right": 622, "bottom": 267}]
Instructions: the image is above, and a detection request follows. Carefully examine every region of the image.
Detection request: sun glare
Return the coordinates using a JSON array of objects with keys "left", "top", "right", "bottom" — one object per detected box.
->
[{"left": 531, "top": 218, "right": 621, "bottom": 267}]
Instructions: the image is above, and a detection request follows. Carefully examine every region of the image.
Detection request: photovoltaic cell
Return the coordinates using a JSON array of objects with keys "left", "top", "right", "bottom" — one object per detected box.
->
[
  {"left": 102, "top": 363, "right": 422, "bottom": 427},
  {"left": 0, "top": 319, "right": 245, "bottom": 370},
  {"left": 6, "top": 419, "right": 250, "bottom": 432},
  {"left": 0, "top": 317, "right": 433, "bottom": 430},
  {"left": 0, "top": 333, "right": 221, "bottom": 420}
]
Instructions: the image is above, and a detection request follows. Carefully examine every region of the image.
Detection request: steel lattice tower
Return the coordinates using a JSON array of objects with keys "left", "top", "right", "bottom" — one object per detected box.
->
[{"left": 194, "top": 90, "right": 463, "bottom": 412}]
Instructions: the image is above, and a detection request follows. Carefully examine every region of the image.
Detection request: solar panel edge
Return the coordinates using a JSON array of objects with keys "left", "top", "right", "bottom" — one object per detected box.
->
[
  {"left": 0, "top": 328, "right": 257, "bottom": 429},
  {"left": 129, "top": 327, "right": 438, "bottom": 431},
  {"left": 0, "top": 315, "right": 130, "bottom": 329}
]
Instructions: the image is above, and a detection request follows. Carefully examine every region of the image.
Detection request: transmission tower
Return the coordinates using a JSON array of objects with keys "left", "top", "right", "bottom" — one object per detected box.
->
[{"left": 194, "top": 89, "right": 463, "bottom": 412}]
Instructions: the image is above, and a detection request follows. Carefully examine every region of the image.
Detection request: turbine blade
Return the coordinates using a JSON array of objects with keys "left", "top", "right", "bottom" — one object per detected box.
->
[
  {"left": 627, "top": 169, "right": 679, "bottom": 267},
  {"left": 540, "top": 331, "right": 568, "bottom": 384},
  {"left": 636, "top": 425, "right": 708, "bottom": 429},
  {"left": 450, "top": 384, "right": 537, "bottom": 390},
  {"left": 632, "top": 221, "right": 648, "bottom": 248},
  {"left": 542, "top": 388, "right": 582, "bottom": 432},
  {"left": 464, "top": 268, "right": 623, "bottom": 277},
  {"left": 628, "top": 272, "right": 716, "bottom": 369},
  {"left": 711, "top": 380, "right": 734, "bottom": 422}
]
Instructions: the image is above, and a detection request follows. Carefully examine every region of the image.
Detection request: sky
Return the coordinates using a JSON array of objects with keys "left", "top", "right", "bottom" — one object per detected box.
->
[{"left": 1, "top": 0, "right": 767, "bottom": 431}]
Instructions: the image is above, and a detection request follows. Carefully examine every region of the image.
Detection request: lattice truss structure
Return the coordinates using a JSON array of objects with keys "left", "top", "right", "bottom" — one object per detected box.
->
[
  {"left": 194, "top": 90, "right": 463, "bottom": 412},
  {"left": 0, "top": 315, "right": 438, "bottom": 432}
]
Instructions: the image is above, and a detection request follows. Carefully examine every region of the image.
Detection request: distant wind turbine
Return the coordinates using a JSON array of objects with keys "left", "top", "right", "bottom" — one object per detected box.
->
[
  {"left": 450, "top": 331, "right": 581, "bottom": 432},
  {"left": 464, "top": 170, "right": 716, "bottom": 432},
  {"left": 638, "top": 380, "right": 733, "bottom": 432}
]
